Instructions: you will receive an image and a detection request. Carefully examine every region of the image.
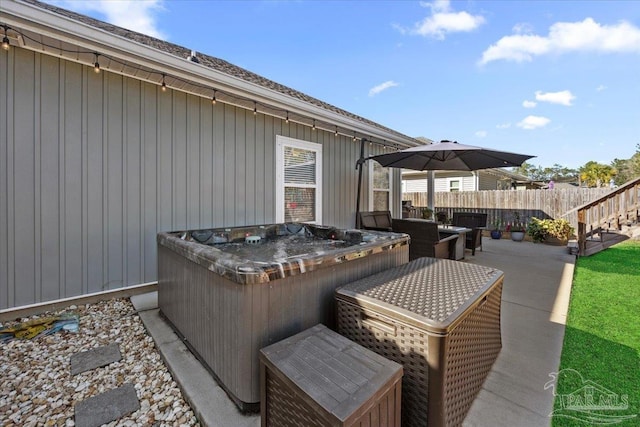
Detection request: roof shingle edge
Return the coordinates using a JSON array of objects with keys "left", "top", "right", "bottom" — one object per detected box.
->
[{"left": 21, "top": 0, "right": 419, "bottom": 144}]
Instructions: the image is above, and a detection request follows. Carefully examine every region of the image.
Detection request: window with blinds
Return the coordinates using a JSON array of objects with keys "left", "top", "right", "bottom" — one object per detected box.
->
[
  {"left": 371, "top": 161, "right": 391, "bottom": 211},
  {"left": 276, "top": 136, "right": 322, "bottom": 224}
]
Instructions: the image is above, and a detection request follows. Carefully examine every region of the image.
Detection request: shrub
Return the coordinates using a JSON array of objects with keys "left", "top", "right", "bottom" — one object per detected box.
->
[{"left": 527, "top": 217, "right": 574, "bottom": 243}]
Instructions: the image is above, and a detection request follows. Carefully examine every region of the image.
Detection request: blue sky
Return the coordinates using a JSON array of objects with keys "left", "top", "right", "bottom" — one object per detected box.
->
[{"left": 48, "top": 0, "right": 640, "bottom": 168}]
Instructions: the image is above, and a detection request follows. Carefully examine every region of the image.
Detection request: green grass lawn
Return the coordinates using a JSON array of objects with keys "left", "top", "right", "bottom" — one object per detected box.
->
[{"left": 552, "top": 240, "right": 640, "bottom": 426}]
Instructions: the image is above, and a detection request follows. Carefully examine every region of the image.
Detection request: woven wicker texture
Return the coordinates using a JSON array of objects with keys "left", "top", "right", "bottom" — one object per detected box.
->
[
  {"left": 336, "top": 258, "right": 503, "bottom": 427},
  {"left": 442, "top": 280, "right": 502, "bottom": 426},
  {"left": 265, "top": 371, "right": 325, "bottom": 426},
  {"left": 261, "top": 324, "right": 403, "bottom": 426},
  {"left": 338, "top": 257, "right": 501, "bottom": 325},
  {"left": 338, "top": 302, "right": 429, "bottom": 427}
]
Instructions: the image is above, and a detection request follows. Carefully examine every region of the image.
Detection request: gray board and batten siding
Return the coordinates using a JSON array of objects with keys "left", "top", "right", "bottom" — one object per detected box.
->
[{"left": 0, "top": 47, "right": 399, "bottom": 310}]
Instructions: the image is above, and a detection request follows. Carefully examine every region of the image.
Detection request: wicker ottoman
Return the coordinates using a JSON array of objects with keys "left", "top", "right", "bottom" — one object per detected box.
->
[
  {"left": 260, "top": 324, "right": 403, "bottom": 427},
  {"left": 336, "top": 258, "right": 503, "bottom": 427}
]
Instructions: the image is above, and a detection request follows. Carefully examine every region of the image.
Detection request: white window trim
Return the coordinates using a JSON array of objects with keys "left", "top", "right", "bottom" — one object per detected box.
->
[
  {"left": 276, "top": 135, "right": 323, "bottom": 224},
  {"left": 447, "top": 178, "right": 461, "bottom": 192},
  {"left": 369, "top": 161, "right": 392, "bottom": 211}
]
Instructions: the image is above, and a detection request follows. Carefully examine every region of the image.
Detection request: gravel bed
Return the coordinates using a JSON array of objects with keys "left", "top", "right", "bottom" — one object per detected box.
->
[{"left": 0, "top": 298, "right": 199, "bottom": 426}]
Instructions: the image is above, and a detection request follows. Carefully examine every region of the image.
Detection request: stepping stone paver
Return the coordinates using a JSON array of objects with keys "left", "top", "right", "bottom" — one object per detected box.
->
[
  {"left": 74, "top": 383, "right": 140, "bottom": 427},
  {"left": 70, "top": 343, "right": 121, "bottom": 376}
]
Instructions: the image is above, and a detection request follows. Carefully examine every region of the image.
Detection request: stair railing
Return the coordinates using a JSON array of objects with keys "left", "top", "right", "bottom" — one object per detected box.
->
[{"left": 562, "top": 177, "right": 640, "bottom": 256}]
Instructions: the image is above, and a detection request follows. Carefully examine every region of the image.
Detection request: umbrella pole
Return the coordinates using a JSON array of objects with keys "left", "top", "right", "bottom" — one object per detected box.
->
[
  {"left": 355, "top": 138, "right": 367, "bottom": 228},
  {"left": 427, "top": 170, "right": 435, "bottom": 211}
]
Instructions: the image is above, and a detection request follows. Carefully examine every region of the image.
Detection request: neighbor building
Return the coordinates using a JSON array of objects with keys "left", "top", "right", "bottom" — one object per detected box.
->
[{"left": 402, "top": 168, "right": 540, "bottom": 193}]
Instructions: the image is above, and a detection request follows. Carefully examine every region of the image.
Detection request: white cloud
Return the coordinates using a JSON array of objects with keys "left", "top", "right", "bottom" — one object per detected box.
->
[
  {"left": 496, "top": 123, "right": 511, "bottom": 129},
  {"left": 535, "top": 90, "right": 576, "bottom": 106},
  {"left": 517, "top": 115, "right": 551, "bottom": 130},
  {"left": 368, "top": 81, "right": 399, "bottom": 97},
  {"left": 596, "top": 85, "right": 607, "bottom": 92},
  {"left": 479, "top": 18, "right": 640, "bottom": 65},
  {"left": 512, "top": 22, "right": 534, "bottom": 34},
  {"left": 475, "top": 130, "right": 488, "bottom": 138},
  {"left": 53, "top": 0, "right": 166, "bottom": 38},
  {"left": 522, "top": 100, "right": 537, "bottom": 108},
  {"left": 397, "top": 0, "right": 485, "bottom": 40}
]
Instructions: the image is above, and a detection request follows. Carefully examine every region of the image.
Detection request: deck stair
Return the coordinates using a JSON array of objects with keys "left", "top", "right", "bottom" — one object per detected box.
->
[{"left": 564, "top": 177, "right": 640, "bottom": 256}]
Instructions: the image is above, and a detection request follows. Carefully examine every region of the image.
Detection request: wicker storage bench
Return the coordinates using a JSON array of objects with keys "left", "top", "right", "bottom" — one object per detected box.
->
[
  {"left": 336, "top": 258, "right": 503, "bottom": 427},
  {"left": 260, "top": 324, "right": 403, "bottom": 427}
]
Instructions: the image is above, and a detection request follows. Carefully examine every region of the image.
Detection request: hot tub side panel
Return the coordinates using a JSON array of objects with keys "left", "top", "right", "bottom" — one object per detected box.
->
[
  {"left": 158, "top": 244, "right": 253, "bottom": 407},
  {"left": 158, "top": 243, "right": 408, "bottom": 407}
]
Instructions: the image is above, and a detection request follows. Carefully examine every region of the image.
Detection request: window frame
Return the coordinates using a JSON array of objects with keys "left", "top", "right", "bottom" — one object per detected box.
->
[
  {"left": 369, "top": 160, "right": 392, "bottom": 211},
  {"left": 448, "top": 178, "right": 461, "bottom": 192},
  {"left": 275, "top": 135, "right": 323, "bottom": 224}
]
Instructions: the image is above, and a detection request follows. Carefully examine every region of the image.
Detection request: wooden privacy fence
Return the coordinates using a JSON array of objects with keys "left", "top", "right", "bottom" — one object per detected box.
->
[{"left": 403, "top": 188, "right": 610, "bottom": 230}]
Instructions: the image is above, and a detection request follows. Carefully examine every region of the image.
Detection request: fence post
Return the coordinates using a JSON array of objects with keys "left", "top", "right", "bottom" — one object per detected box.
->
[{"left": 578, "top": 209, "right": 586, "bottom": 256}]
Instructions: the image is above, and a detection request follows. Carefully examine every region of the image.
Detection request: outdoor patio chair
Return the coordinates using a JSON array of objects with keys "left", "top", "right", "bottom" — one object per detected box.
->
[
  {"left": 452, "top": 212, "right": 488, "bottom": 256},
  {"left": 391, "top": 218, "right": 458, "bottom": 260}
]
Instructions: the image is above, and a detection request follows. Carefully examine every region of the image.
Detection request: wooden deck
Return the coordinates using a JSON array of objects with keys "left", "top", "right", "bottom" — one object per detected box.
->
[{"left": 582, "top": 231, "right": 631, "bottom": 257}]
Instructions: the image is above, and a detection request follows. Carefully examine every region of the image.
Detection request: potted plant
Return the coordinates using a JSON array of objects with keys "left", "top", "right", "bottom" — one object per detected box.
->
[
  {"left": 506, "top": 212, "right": 526, "bottom": 241},
  {"left": 420, "top": 207, "right": 434, "bottom": 220},
  {"left": 490, "top": 218, "right": 503, "bottom": 239},
  {"left": 435, "top": 211, "right": 448, "bottom": 225}
]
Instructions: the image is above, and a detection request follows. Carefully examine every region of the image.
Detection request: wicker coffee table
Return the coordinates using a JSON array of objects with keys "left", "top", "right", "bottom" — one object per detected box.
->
[{"left": 336, "top": 257, "right": 503, "bottom": 427}]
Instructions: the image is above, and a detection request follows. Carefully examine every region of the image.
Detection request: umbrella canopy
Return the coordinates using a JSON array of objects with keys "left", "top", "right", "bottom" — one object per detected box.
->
[
  {"left": 368, "top": 140, "right": 535, "bottom": 171},
  {"left": 354, "top": 140, "right": 535, "bottom": 228}
]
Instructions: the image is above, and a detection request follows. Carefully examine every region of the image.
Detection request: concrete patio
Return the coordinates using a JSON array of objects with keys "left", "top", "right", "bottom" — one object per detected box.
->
[
  {"left": 463, "top": 238, "right": 574, "bottom": 426},
  {"left": 132, "top": 237, "right": 575, "bottom": 427}
]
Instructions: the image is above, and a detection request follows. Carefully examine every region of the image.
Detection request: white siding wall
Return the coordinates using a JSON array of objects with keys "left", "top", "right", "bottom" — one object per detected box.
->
[
  {"left": 403, "top": 179, "right": 429, "bottom": 193},
  {"left": 403, "top": 172, "right": 504, "bottom": 194},
  {"left": 0, "top": 48, "right": 386, "bottom": 309},
  {"left": 434, "top": 176, "right": 476, "bottom": 192},
  {"left": 478, "top": 173, "right": 500, "bottom": 190}
]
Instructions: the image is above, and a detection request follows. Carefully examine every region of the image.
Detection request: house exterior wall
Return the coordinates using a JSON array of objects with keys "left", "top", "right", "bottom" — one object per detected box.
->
[
  {"left": 403, "top": 171, "right": 505, "bottom": 193},
  {"left": 0, "top": 48, "right": 392, "bottom": 309},
  {"left": 433, "top": 172, "right": 476, "bottom": 192},
  {"left": 403, "top": 177, "right": 427, "bottom": 193},
  {"left": 478, "top": 173, "right": 500, "bottom": 190}
]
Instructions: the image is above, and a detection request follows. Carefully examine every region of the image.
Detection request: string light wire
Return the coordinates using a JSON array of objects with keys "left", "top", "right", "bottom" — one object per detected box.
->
[{"left": 0, "top": 21, "right": 406, "bottom": 150}]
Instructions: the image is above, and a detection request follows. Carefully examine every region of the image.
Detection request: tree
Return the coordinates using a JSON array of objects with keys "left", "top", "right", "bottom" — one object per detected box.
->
[
  {"left": 579, "top": 161, "right": 617, "bottom": 188},
  {"left": 512, "top": 162, "right": 538, "bottom": 179},
  {"left": 512, "top": 162, "right": 578, "bottom": 181},
  {"left": 545, "top": 164, "right": 578, "bottom": 181},
  {"left": 611, "top": 143, "right": 640, "bottom": 185},
  {"left": 627, "top": 143, "right": 640, "bottom": 180},
  {"left": 612, "top": 158, "right": 631, "bottom": 185}
]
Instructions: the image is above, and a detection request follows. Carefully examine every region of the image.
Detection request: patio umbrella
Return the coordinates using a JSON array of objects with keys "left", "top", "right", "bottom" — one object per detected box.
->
[
  {"left": 355, "top": 140, "right": 535, "bottom": 227},
  {"left": 368, "top": 140, "right": 535, "bottom": 171}
]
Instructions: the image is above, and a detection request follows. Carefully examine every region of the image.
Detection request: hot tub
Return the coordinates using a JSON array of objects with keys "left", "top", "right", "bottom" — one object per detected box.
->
[{"left": 157, "top": 223, "right": 409, "bottom": 411}]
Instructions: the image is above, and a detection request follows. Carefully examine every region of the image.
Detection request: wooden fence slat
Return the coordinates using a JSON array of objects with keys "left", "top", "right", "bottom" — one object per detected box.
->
[{"left": 402, "top": 188, "right": 610, "bottom": 231}]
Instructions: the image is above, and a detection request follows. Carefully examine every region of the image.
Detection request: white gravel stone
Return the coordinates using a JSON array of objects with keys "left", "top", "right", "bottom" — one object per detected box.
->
[{"left": 0, "top": 298, "right": 200, "bottom": 426}]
